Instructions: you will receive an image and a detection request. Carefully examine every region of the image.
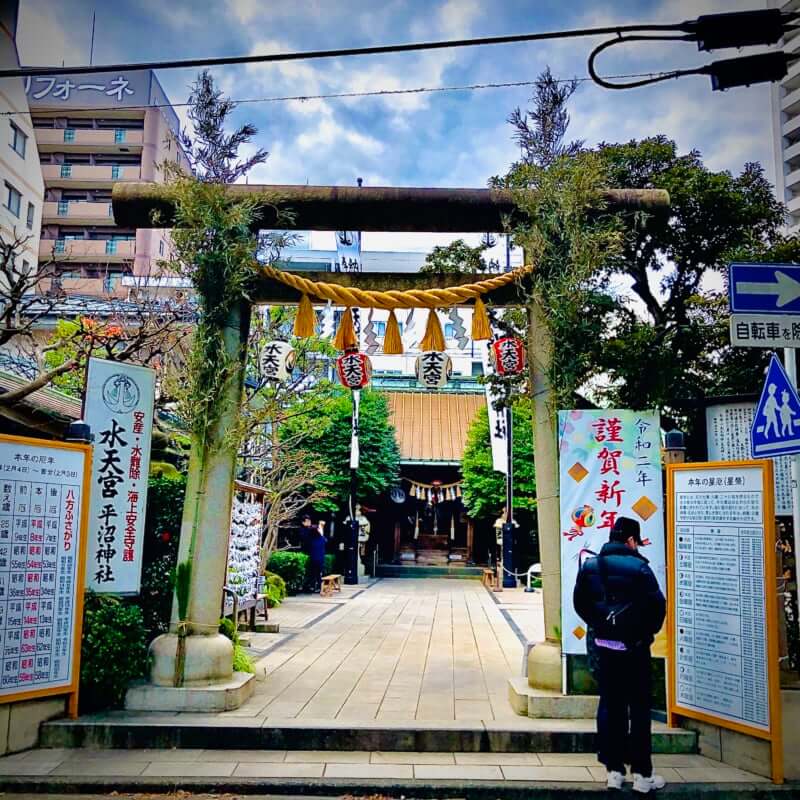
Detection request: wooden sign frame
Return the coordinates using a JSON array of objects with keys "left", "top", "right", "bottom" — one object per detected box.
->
[
  {"left": 666, "top": 460, "right": 783, "bottom": 784},
  {"left": 0, "top": 434, "right": 92, "bottom": 719}
]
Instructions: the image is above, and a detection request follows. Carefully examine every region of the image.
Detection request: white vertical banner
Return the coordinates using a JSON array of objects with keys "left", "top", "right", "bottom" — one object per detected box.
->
[
  {"left": 558, "top": 410, "right": 666, "bottom": 656},
  {"left": 336, "top": 230, "right": 362, "bottom": 272},
  {"left": 350, "top": 389, "right": 361, "bottom": 469},
  {"left": 85, "top": 358, "right": 155, "bottom": 594},
  {"left": 481, "top": 341, "right": 507, "bottom": 474}
]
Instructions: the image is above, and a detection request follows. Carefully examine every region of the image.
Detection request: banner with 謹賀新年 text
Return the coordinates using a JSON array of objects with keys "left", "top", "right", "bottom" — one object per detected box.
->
[
  {"left": 85, "top": 358, "right": 155, "bottom": 594},
  {"left": 558, "top": 410, "right": 666, "bottom": 656}
]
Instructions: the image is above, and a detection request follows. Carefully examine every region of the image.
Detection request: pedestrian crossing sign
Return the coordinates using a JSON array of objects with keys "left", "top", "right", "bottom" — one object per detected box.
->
[{"left": 751, "top": 354, "right": 800, "bottom": 458}]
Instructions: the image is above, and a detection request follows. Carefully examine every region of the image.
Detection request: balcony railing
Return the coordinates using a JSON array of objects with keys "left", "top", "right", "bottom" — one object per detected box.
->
[
  {"left": 35, "top": 128, "right": 144, "bottom": 149},
  {"left": 43, "top": 201, "right": 115, "bottom": 223},
  {"left": 41, "top": 164, "right": 140, "bottom": 183},
  {"left": 40, "top": 238, "right": 135, "bottom": 260}
]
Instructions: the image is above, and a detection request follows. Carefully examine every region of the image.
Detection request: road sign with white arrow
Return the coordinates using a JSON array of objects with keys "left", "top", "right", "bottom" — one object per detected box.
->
[{"left": 729, "top": 262, "right": 800, "bottom": 314}]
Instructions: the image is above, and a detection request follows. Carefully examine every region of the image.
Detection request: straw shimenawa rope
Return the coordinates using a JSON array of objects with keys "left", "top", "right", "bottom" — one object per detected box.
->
[{"left": 260, "top": 263, "right": 532, "bottom": 310}]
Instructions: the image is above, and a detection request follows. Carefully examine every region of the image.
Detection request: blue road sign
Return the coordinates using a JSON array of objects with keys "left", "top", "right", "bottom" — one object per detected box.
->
[
  {"left": 751, "top": 354, "right": 800, "bottom": 458},
  {"left": 729, "top": 262, "right": 800, "bottom": 315}
]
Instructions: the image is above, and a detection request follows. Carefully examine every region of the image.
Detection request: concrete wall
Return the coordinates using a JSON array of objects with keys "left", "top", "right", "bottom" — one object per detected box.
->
[
  {"left": 680, "top": 689, "right": 800, "bottom": 781},
  {"left": 0, "top": 697, "right": 65, "bottom": 755}
]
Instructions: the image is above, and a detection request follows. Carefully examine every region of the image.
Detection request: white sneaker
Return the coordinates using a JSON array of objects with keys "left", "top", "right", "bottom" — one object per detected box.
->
[
  {"left": 607, "top": 770, "right": 625, "bottom": 790},
  {"left": 632, "top": 773, "right": 666, "bottom": 793}
]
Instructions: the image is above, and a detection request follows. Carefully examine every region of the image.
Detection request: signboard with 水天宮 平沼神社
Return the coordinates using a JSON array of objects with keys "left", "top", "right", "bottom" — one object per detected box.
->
[
  {"left": 667, "top": 460, "right": 783, "bottom": 784},
  {"left": 0, "top": 434, "right": 91, "bottom": 715},
  {"left": 558, "top": 410, "right": 666, "bottom": 657},
  {"left": 84, "top": 358, "right": 154, "bottom": 594}
]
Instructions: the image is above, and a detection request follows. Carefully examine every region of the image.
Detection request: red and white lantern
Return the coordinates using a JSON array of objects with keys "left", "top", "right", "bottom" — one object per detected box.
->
[
  {"left": 415, "top": 351, "right": 452, "bottom": 389},
  {"left": 336, "top": 351, "right": 372, "bottom": 389},
  {"left": 491, "top": 336, "right": 526, "bottom": 376}
]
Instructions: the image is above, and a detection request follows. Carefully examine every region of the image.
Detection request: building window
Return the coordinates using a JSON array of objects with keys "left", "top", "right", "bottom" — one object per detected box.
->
[
  {"left": 111, "top": 165, "right": 121, "bottom": 180},
  {"left": 21, "top": 260, "right": 29, "bottom": 274},
  {"left": 60, "top": 164, "right": 72, "bottom": 178},
  {"left": 9, "top": 122, "right": 27, "bottom": 158},
  {"left": 159, "top": 240, "right": 164, "bottom": 256},
  {"left": 444, "top": 323, "right": 456, "bottom": 339},
  {"left": 4, "top": 182, "right": 21, "bottom": 217},
  {"left": 105, "top": 240, "right": 117, "bottom": 254},
  {"left": 63, "top": 128, "right": 75, "bottom": 143},
  {"left": 375, "top": 321, "right": 386, "bottom": 337},
  {"left": 54, "top": 239, "right": 66, "bottom": 254},
  {"left": 26, "top": 202, "right": 34, "bottom": 229},
  {"left": 114, "top": 129, "right": 126, "bottom": 143},
  {"left": 57, "top": 201, "right": 69, "bottom": 216}
]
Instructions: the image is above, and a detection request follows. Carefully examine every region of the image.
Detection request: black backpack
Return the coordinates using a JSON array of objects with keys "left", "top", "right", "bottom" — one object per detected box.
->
[{"left": 590, "top": 555, "right": 646, "bottom": 646}]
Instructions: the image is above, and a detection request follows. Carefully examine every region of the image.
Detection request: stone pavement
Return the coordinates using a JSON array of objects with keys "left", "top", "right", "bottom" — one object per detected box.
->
[
  {"left": 245, "top": 577, "right": 542, "bottom": 722},
  {"left": 0, "top": 747, "right": 771, "bottom": 784}
]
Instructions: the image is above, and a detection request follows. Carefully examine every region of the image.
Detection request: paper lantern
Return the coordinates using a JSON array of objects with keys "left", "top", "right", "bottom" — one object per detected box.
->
[
  {"left": 415, "top": 351, "right": 452, "bottom": 389},
  {"left": 491, "top": 336, "right": 526, "bottom": 376},
  {"left": 336, "top": 351, "right": 372, "bottom": 389},
  {"left": 260, "top": 341, "right": 295, "bottom": 382}
]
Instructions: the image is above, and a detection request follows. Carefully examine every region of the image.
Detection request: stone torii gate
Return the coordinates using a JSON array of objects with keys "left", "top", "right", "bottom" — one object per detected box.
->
[{"left": 114, "top": 182, "right": 668, "bottom": 709}]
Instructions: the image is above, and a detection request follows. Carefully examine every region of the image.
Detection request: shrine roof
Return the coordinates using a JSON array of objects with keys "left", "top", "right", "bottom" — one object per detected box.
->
[{"left": 384, "top": 390, "right": 484, "bottom": 465}]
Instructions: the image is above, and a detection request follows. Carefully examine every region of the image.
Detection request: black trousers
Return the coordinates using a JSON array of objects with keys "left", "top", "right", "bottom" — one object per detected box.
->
[{"left": 596, "top": 643, "right": 653, "bottom": 777}]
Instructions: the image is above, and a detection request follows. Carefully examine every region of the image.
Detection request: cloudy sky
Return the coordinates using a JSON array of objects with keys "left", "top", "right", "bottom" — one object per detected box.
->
[{"left": 16, "top": 0, "right": 777, "bottom": 252}]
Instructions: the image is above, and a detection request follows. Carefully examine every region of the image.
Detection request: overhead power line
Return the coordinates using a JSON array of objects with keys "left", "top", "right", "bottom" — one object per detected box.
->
[
  {"left": 0, "top": 72, "right": 674, "bottom": 118},
  {"left": 0, "top": 21, "right": 699, "bottom": 79}
]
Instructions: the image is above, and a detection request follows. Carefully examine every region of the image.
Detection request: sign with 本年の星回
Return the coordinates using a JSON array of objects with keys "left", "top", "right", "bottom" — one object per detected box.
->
[
  {"left": 0, "top": 435, "right": 90, "bottom": 705},
  {"left": 85, "top": 358, "right": 155, "bottom": 594},
  {"left": 558, "top": 410, "right": 666, "bottom": 656},
  {"left": 667, "top": 461, "right": 782, "bottom": 781}
]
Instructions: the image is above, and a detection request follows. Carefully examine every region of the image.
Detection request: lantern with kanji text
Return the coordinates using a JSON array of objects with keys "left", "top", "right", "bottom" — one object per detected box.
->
[
  {"left": 415, "top": 351, "right": 452, "bottom": 389},
  {"left": 336, "top": 350, "right": 372, "bottom": 389},
  {"left": 260, "top": 341, "right": 295, "bottom": 382},
  {"left": 491, "top": 336, "right": 526, "bottom": 376}
]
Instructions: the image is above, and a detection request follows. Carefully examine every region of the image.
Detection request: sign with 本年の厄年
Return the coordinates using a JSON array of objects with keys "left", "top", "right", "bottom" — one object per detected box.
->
[
  {"left": 558, "top": 410, "right": 666, "bottom": 656},
  {"left": 85, "top": 358, "right": 155, "bottom": 594},
  {"left": 0, "top": 435, "right": 90, "bottom": 707},
  {"left": 667, "top": 461, "right": 782, "bottom": 783}
]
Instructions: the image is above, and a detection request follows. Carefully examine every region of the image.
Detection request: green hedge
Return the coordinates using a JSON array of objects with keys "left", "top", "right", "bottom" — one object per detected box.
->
[
  {"left": 324, "top": 553, "right": 336, "bottom": 576},
  {"left": 266, "top": 551, "right": 309, "bottom": 595},
  {"left": 264, "top": 571, "right": 287, "bottom": 607},
  {"left": 80, "top": 594, "right": 148, "bottom": 713}
]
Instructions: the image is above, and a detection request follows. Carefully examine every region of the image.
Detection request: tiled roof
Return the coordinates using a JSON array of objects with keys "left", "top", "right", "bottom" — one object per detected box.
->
[
  {"left": 0, "top": 371, "right": 81, "bottom": 421},
  {"left": 384, "top": 391, "right": 484, "bottom": 464}
]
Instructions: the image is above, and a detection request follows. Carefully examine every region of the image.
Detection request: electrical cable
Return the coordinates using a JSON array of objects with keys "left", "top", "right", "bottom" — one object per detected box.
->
[
  {"left": 588, "top": 34, "right": 699, "bottom": 90},
  {"left": 0, "top": 71, "right": 677, "bottom": 118},
  {"left": 0, "top": 20, "right": 698, "bottom": 79}
]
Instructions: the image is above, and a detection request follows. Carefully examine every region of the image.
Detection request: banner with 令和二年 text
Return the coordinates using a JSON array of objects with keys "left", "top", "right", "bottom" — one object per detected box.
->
[{"left": 558, "top": 410, "right": 666, "bottom": 656}]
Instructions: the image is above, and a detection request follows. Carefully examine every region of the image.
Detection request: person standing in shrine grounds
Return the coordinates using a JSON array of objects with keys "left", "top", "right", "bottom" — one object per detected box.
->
[
  {"left": 304, "top": 519, "right": 326, "bottom": 594},
  {"left": 573, "top": 516, "right": 667, "bottom": 794}
]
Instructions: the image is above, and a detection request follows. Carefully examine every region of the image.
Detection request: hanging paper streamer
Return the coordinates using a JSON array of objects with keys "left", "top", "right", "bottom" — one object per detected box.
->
[
  {"left": 404, "top": 478, "right": 463, "bottom": 498},
  {"left": 364, "top": 308, "right": 379, "bottom": 354},
  {"left": 450, "top": 514, "right": 455, "bottom": 541},
  {"left": 414, "top": 511, "right": 420, "bottom": 539},
  {"left": 448, "top": 307, "right": 469, "bottom": 350}
]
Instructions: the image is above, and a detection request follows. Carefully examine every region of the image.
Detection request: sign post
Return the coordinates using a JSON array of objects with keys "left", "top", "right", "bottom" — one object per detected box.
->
[
  {"left": 666, "top": 460, "right": 783, "bottom": 784},
  {"left": 0, "top": 434, "right": 91, "bottom": 719}
]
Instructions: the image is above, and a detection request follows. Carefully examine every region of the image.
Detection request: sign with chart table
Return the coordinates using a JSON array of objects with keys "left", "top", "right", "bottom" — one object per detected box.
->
[
  {"left": 667, "top": 461, "right": 783, "bottom": 783},
  {"left": 0, "top": 434, "right": 91, "bottom": 715}
]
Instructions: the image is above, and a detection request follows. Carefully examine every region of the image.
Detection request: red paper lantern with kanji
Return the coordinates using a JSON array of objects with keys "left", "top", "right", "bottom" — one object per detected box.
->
[
  {"left": 491, "top": 336, "right": 526, "bottom": 376},
  {"left": 336, "top": 350, "right": 372, "bottom": 389}
]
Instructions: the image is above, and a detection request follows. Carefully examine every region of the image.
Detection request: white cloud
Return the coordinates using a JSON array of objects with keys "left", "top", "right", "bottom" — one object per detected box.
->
[
  {"left": 296, "top": 117, "right": 384, "bottom": 156},
  {"left": 17, "top": 2, "right": 87, "bottom": 66}
]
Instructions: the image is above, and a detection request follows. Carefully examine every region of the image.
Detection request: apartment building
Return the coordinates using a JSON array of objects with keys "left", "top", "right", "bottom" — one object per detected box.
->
[
  {"left": 771, "top": 0, "right": 800, "bottom": 233},
  {"left": 27, "top": 69, "right": 187, "bottom": 297},
  {"left": 0, "top": 5, "right": 43, "bottom": 275}
]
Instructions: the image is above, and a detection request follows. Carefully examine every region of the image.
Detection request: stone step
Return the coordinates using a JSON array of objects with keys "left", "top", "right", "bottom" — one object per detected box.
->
[
  {"left": 508, "top": 677, "right": 600, "bottom": 719},
  {"left": 376, "top": 563, "right": 484, "bottom": 578},
  {"left": 39, "top": 715, "right": 697, "bottom": 755}
]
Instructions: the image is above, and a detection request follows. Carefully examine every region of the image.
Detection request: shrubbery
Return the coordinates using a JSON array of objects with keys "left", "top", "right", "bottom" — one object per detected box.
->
[
  {"left": 264, "top": 571, "right": 287, "bottom": 607},
  {"left": 80, "top": 593, "right": 149, "bottom": 712},
  {"left": 266, "top": 551, "right": 309, "bottom": 595},
  {"left": 324, "top": 553, "right": 336, "bottom": 576}
]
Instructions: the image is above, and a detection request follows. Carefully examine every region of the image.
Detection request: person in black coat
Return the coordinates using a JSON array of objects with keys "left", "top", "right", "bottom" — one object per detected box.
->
[{"left": 573, "top": 516, "right": 666, "bottom": 794}]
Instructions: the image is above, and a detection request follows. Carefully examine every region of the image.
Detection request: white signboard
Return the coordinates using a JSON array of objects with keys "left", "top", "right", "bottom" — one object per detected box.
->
[
  {"left": 85, "top": 359, "right": 155, "bottom": 594},
  {"left": 481, "top": 342, "right": 507, "bottom": 475},
  {"left": 670, "top": 463, "right": 772, "bottom": 732},
  {"left": 0, "top": 436, "right": 88, "bottom": 699},
  {"left": 730, "top": 313, "right": 800, "bottom": 348},
  {"left": 559, "top": 410, "right": 666, "bottom": 656},
  {"left": 706, "top": 402, "right": 792, "bottom": 515}
]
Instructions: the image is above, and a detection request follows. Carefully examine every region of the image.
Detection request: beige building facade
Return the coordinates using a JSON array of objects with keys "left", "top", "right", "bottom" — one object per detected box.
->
[{"left": 28, "top": 69, "right": 187, "bottom": 298}]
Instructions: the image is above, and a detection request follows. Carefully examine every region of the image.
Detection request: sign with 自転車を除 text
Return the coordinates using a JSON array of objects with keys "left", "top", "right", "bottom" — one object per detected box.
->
[
  {"left": 558, "top": 410, "right": 666, "bottom": 656},
  {"left": 85, "top": 359, "right": 154, "bottom": 594},
  {"left": 730, "top": 314, "right": 800, "bottom": 348},
  {"left": 729, "top": 263, "right": 800, "bottom": 315},
  {"left": 0, "top": 434, "right": 91, "bottom": 709},
  {"left": 751, "top": 354, "right": 800, "bottom": 459},
  {"left": 667, "top": 461, "right": 782, "bottom": 783}
]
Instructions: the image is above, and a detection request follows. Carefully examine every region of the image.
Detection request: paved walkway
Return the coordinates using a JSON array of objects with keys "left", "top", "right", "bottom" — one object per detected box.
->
[{"left": 244, "top": 577, "right": 542, "bottom": 722}]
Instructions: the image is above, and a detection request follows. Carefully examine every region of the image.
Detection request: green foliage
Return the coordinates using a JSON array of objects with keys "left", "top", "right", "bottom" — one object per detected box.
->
[
  {"left": 264, "top": 571, "right": 287, "bottom": 607},
  {"left": 461, "top": 400, "right": 537, "bottom": 521},
  {"left": 80, "top": 593, "right": 148, "bottom": 712},
  {"left": 233, "top": 641, "right": 255, "bottom": 673},
  {"left": 44, "top": 320, "right": 84, "bottom": 396},
  {"left": 420, "top": 239, "right": 488, "bottom": 274},
  {"left": 281, "top": 389, "right": 400, "bottom": 512},
  {"left": 175, "top": 560, "right": 192, "bottom": 621},
  {"left": 323, "top": 553, "right": 337, "bottom": 576},
  {"left": 139, "top": 554, "right": 176, "bottom": 641},
  {"left": 219, "top": 615, "right": 237, "bottom": 643},
  {"left": 267, "top": 551, "right": 309, "bottom": 595}
]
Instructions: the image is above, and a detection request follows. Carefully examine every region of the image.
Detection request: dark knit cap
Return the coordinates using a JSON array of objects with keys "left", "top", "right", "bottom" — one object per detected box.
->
[{"left": 609, "top": 516, "right": 642, "bottom": 545}]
